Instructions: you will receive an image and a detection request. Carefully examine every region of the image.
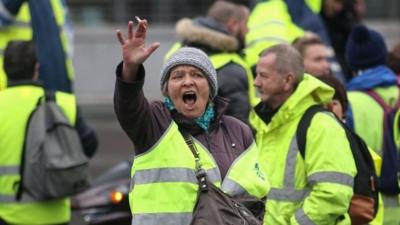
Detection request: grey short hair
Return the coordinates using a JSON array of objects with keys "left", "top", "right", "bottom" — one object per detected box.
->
[{"left": 260, "top": 44, "right": 304, "bottom": 84}]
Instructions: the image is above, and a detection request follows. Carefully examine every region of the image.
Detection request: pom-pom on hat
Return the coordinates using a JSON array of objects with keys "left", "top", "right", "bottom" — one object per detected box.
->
[
  {"left": 160, "top": 47, "right": 218, "bottom": 99},
  {"left": 345, "top": 24, "right": 387, "bottom": 71}
]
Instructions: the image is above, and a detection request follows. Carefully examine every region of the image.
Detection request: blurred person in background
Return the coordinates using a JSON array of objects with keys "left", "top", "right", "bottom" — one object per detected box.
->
[
  {"left": 321, "top": 0, "right": 364, "bottom": 81},
  {"left": 0, "top": 0, "right": 99, "bottom": 157},
  {"left": 0, "top": 0, "right": 75, "bottom": 92},
  {"left": 345, "top": 24, "right": 400, "bottom": 225},
  {"left": 293, "top": 33, "right": 331, "bottom": 78},
  {"left": 245, "top": 0, "right": 346, "bottom": 83},
  {"left": 0, "top": 40, "right": 97, "bottom": 225},
  {"left": 166, "top": 1, "right": 258, "bottom": 126}
]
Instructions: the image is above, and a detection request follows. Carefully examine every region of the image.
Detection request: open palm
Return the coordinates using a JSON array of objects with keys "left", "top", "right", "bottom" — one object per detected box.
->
[{"left": 116, "top": 19, "right": 160, "bottom": 76}]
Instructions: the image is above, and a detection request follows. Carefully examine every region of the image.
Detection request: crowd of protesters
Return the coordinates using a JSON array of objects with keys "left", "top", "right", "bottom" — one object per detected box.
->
[{"left": 1, "top": 0, "right": 399, "bottom": 225}]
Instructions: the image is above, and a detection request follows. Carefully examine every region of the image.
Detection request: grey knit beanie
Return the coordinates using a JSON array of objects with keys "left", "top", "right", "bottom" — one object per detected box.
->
[{"left": 160, "top": 47, "right": 218, "bottom": 99}]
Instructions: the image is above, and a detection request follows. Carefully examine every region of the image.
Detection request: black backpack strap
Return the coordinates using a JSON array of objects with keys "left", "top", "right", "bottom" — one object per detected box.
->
[{"left": 296, "top": 105, "right": 328, "bottom": 158}]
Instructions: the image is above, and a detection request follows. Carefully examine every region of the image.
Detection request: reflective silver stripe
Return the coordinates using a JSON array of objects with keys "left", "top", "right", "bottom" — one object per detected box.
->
[
  {"left": 132, "top": 212, "right": 192, "bottom": 225},
  {"left": 268, "top": 188, "right": 309, "bottom": 202},
  {"left": 134, "top": 168, "right": 197, "bottom": 184},
  {"left": 206, "top": 167, "right": 221, "bottom": 184},
  {"left": 0, "top": 166, "right": 19, "bottom": 175},
  {"left": 131, "top": 167, "right": 221, "bottom": 191},
  {"left": 308, "top": 172, "right": 354, "bottom": 187},
  {"left": 295, "top": 208, "right": 316, "bottom": 225},
  {"left": 284, "top": 137, "right": 298, "bottom": 187},
  {"left": 382, "top": 194, "right": 400, "bottom": 207},
  {"left": 0, "top": 194, "right": 15, "bottom": 203},
  {"left": 13, "top": 20, "right": 31, "bottom": 28},
  {"left": 246, "top": 37, "right": 288, "bottom": 49},
  {"left": 221, "top": 178, "right": 248, "bottom": 197},
  {"left": 249, "top": 20, "right": 285, "bottom": 31},
  {"left": 0, "top": 193, "right": 36, "bottom": 203}
]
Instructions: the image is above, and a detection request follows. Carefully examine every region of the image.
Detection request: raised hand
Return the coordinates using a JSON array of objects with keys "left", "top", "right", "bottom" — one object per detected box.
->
[{"left": 116, "top": 18, "right": 160, "bottom": 82}]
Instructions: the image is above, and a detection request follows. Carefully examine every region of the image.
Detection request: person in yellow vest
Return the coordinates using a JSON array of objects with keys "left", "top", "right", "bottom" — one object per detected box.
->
[
  {"left": 245, "top": 0, "right": 346, "bottom": 83},
  {"left": 114, "top": 19, "right": 269, "bottom": 225},
  {"left": 345, "top": 24, "right": 400, "bottom": 225},
  {"left": 317, "top": 73, "right": 384, "bottom": 225},
  {"left": 0, "top": 0, "right": 75, "bottom": 92},
  {"left": 251, "top": 44, "right": 356, "bottom": 224},
  {"left": 0, "top": 40, "right": 98, "bottom": 225},
  {"left": 165, "top": 1, "right": 258, "bottom": 126}
]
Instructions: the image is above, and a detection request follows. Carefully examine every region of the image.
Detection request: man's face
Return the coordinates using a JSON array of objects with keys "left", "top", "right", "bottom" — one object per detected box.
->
[
  {"left": 167, "top": 65, "right": 210, "bottom": 119},
  {"left": 303, "top": 44, "right": 330, "bottom": 77},
  {"left": 254, "top": 54, "right": 290, "bottom": 109}
]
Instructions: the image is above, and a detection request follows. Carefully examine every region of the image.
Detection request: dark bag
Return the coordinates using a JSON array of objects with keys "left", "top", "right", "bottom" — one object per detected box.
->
[
  {"left": 296, "top": 105, "right": 379, "bottom": 225},
  {"left": 364, "top": 90, "right": 400, "bottom": 195},
  {"left": 181, "top": 132, "right": 262, "bottom": 225},
  {"left": 17, "top": 91, "right": 90, "bottom": 201}
]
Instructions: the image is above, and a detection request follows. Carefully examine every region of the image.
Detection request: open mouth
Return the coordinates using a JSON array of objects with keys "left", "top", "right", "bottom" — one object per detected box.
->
[{"left": 182, "top": 91, "right": 197, "bottom": 106}]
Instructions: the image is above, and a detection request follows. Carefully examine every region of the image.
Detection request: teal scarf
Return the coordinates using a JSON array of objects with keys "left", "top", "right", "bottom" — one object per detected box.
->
[{"left": 164, "top": 97, "right": 215, "bottom": 131}]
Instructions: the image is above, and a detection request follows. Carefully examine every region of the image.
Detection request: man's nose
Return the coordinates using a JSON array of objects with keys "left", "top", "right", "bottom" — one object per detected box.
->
[{"left": 254, "top": 76, "right": 260, "bottom": 87}]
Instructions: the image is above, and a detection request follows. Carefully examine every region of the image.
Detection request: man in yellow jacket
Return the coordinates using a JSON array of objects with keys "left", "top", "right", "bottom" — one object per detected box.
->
[{"left": 251, "top": 44, "right": 356, "bottom": 224}]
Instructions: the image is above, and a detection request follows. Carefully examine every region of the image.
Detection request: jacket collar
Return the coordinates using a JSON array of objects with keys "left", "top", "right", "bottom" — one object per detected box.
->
[
  {"left": 171, "top": 96, "right": 230, "bottom": 135},
  {"left": 255, "top": 74, "right": 334, "bottom": 131},
  {"left": 175, "top": 17, "right": 239, "bottom": 53},
  {"left": 347, "top": 65, "right": 398, "bottom": 91}
]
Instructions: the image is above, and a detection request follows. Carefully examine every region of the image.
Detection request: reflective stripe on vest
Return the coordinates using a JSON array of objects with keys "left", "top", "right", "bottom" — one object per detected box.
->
[
  {"left": 0, "top": 165, "right": 18, "bottom": 175},
  {"left": 132, "top": 212, "right": 192, "bottom": 225},
  {"left": 245, "top": 1, "right": 304, "bottom": 68},
  {"left": 130, "top": 167, "right": 221, "bottom": 192},
  {"left": 268, "top": 136, "right": 354, "bottom": 224}
]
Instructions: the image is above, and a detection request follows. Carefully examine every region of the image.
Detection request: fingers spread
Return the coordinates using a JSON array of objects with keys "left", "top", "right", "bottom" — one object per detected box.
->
[
  {"left": 147, "top": 42, "right": 161, "bottom": 55},
  {"left": 135, "top": 19, "right": 148, "bottom": 39},
  {"left": 116, "top": 30, "right": 125, "bottom": 45},
  {"left": 128, "top": 20, "right": 134, "bottom": 40}
]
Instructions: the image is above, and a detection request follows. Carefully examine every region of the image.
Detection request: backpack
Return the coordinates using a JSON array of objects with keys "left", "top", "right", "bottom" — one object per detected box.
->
[
  {"left": 16, "top": 91, "right": 90, "bottom": 201},
  {"left": 296, "top": 105, "right": 379, "bottom": 225},
  {"left": 364, "top": 90, "right": 400, "bottom": 195}
]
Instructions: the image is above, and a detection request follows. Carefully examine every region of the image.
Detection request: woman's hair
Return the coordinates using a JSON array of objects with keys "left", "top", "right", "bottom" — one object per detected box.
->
[{"left": 318, "top": 73, "right": 349, "bottom": 112}]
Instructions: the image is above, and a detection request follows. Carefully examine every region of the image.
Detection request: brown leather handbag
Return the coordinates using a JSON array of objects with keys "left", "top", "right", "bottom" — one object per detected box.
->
[{"left": 181, "top": 132, "right": 262, "bottom": 225}]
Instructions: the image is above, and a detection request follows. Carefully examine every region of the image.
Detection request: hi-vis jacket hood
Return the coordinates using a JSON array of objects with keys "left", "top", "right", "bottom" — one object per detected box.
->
[
  {"left": 256, "top": 74, "right": 335, "bottom": 132},
  {"left": 175, "top": 17, "right": 239, "bottom": 52}
]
